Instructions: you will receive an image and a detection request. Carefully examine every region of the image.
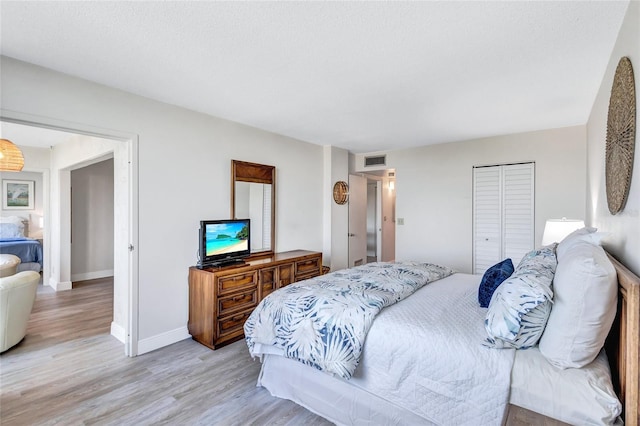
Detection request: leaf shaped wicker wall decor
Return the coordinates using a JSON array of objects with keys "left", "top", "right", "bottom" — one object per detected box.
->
[{"left": 606, "top": 57, "right": 636, "bottom": 215}]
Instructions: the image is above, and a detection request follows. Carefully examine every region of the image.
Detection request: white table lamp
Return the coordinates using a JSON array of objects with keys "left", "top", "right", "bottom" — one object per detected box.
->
[{"left": 541, "top": 218, "right": 585, "bottom": 246}]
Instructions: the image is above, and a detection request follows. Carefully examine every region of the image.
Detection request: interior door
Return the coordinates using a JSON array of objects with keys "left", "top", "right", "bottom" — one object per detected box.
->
[
  {"left": 473, "top": 166, "right": 502, "bottom": 274},
  {"left": 348, "top": 174, "right": 367, "bottom": 267}
]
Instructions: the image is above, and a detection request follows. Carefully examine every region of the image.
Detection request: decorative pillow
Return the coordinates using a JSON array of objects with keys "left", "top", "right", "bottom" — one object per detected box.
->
[
  {"left": 539, "top": 240, "right": 617, "bottom": 368},
  {"left": 484, "top": 244, "right": 557, "bottom": 349},
  {"left": 478, "top": 258, "right": 514, "bottom": 308}
]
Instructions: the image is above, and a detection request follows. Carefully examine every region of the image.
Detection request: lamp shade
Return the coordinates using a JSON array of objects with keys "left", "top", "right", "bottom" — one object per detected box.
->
[
  {"left": 541, "top": 218, "right": 585, "bottom": 246},
  {"left": 0, "top": 139, "right": 24, "bottom": 171}
]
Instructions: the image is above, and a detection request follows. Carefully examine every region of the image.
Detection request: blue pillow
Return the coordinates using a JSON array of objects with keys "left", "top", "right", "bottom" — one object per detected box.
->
[{"left": 478, "top": 258, "right": 514, "bottom": 308}]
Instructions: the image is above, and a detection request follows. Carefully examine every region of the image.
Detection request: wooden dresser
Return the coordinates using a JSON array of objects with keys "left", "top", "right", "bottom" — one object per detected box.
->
[{"left": 188, "top": 250, "right": 323, "bottom": 349}]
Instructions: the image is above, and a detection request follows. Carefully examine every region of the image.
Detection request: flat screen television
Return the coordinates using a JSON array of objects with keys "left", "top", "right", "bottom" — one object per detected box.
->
[{"left": 198, "top": 219, "right": 251, "bottom": 267}]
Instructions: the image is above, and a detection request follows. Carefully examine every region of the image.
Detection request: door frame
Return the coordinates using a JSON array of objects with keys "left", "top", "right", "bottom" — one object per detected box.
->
[
  {"left": 0, "top": 110, "right": 140, "bottom": 356},
  {"left": 376, "top": 180, "right": 382, "bottom": 262}
]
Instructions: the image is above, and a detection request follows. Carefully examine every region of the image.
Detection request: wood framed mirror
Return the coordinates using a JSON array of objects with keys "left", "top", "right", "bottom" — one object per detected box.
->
[{"left": 231, "top": 160, "right": 275, "bottom": 257}]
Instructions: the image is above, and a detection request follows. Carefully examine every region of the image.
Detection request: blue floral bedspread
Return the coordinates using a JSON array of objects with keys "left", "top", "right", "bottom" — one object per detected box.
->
[{"left": 244, "top": 261, "right": 454, "bottom": 379}]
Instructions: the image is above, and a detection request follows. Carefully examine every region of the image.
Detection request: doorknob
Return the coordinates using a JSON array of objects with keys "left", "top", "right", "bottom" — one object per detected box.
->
[{"left": 348, "top": 233, "right": 356, "bottom": 237}]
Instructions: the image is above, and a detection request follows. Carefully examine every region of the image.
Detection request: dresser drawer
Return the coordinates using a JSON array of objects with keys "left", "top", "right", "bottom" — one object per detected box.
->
[
  {"left": 259, "top": 267, "right": 277, "bottom": 298},
  {"left": 295, "top": 257, "right": 321, "bottom": 280},
  {"left": 217, "top": 289, "right": 257, "bottom": 317},
  {"left": 217, "top": 271, "right": 258, "bottom": 294},
  {"left": 278, "top": 263, "right": 294, "bottom": 288},
  {"left": 217, "top": 310, "right": 252, "bottom": 340}
]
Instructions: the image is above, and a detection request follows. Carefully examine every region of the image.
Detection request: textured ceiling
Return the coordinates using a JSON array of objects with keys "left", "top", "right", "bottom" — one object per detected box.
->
[{"left": 0, "top": 1, "right": 630, "bottom": 153}]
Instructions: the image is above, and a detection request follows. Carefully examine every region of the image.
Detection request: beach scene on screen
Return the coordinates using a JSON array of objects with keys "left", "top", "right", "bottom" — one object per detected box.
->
[{"left": 206, "top": 222, "right": 249, "bottom": 255}]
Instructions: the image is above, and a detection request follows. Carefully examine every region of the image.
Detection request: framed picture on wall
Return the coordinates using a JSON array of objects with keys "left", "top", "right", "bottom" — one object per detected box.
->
[{"left": 2, "top": 180, "right": 35, "bottom": 210}]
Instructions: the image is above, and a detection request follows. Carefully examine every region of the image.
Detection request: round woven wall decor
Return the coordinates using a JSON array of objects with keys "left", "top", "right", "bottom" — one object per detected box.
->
[
  {"left": 333, "top": 181, "right": 349, "bottom": 205},
  {"left": 606, "top": 56, "right": 636, "bottom": 215}
]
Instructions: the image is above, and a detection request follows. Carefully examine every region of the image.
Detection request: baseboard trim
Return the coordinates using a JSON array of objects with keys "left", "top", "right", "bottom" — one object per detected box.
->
[
  {"left": 71, "top": 269, "right": 114, "bottom": 282},
  {"left": 137, "top": 327, "right": 191, "bottom": 355},
  {"left": 48, "top": 277, "right": 72, "bottom": 291},
  {"left": 111, "top": 321, "right": 126, "bottom": 344}
]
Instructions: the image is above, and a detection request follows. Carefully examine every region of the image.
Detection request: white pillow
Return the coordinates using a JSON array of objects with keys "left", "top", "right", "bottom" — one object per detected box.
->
[
  {"left": 0, "top": 223, "right": 24, "bottom": 238},
  {"left": 0, "top": 216, "right": 27, "bottom": 238},
  {"left": 510, "top": 347, "right": 621, "bottom": 425},
  {"left": 557, "top": 226, "right": 607, "bottom": 259},
  {"left": 539, "top": 240, "right": 617, "bottom": 369}
]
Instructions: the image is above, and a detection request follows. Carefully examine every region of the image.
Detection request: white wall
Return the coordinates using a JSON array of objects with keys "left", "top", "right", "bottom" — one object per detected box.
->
[
  {"left": 323, "top": 145, "right": 349, "bottom": 271},
  {"left": 1, "top": 56, "right": 324, "bottom": 352},
  {"left": 19, "top": 146, "right": 51, "bottom": 170},
  {"left": 71, "top": 158, "right": 114, "bottom": 281},
  {"left": 587, "top": 1, "right": 640, "bottom": 276},
  {"left": 359, "top": 126, "right": 586, "bottom": 273}
]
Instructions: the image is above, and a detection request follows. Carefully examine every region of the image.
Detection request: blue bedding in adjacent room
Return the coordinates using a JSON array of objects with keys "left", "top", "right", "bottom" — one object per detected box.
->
[{"left": 0, "top": 238, "right": 43, "bottom": 265}]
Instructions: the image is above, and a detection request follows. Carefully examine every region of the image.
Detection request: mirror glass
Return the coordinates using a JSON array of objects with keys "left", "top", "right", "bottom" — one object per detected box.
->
[
  {"left": 231, "top": 160, "right": 275, "bottom": 256},
  {"left": 234, "top": 181, "right": 272, "bottom": 252}
]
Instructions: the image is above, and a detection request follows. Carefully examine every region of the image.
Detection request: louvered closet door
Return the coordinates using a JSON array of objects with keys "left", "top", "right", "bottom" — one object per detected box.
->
[
  {"left": 473, "top": 167, "right": 502, "bottom": 274},
  {"left": 473, "top": 163, "right": 534, "bottom": 274},
  {"left": 502, "top": 164, "right": 534, "bottom": 266}
]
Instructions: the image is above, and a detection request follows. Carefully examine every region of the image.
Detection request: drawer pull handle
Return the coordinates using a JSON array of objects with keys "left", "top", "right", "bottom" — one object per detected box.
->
[
  {"left": 232, "top": 314, "right": 245, "bottom": 322},
  {"left": 232, "top": 295, "right": 244, "bottom": 302}
]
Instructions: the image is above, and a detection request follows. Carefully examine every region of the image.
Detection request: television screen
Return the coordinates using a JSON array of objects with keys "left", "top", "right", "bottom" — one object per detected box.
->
[{"left": 199, "top": 219, "right": 250, "bottom": 267}]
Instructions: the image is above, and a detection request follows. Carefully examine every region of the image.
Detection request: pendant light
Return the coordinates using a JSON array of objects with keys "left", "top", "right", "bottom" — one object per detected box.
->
[{"left": 0, "top": 139, "right": 25, "bottom": 171}]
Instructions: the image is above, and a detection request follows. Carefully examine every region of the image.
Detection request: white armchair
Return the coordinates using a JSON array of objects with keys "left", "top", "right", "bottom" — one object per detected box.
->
[
  {"left": 0, "top": 254, "right": 21, "bottom": 278},
  {"left": 0, "top": 271, "right": 40, "bottom": 353}
]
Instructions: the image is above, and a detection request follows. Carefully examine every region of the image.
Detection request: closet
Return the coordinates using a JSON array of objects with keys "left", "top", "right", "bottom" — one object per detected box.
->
[{"left": 473, "top": 163, "right": 534, "bottom": 274}]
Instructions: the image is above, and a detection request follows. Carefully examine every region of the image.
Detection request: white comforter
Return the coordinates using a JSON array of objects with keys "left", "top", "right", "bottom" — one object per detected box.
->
[
  {"left": 348, "top": 273, "right": 515, "bottom": 425},
  {"left": 254, "top": 273, "right": 516, "bottom": 425}
]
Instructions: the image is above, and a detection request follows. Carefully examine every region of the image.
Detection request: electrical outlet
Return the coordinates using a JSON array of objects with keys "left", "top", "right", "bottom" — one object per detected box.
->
[{"left": 397, "top": 218, "right": 404, "bottom": 225}]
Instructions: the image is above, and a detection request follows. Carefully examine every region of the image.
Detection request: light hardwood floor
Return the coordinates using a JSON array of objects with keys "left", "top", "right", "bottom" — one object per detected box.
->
[
  {"left": 0, "top": 278, "right": 564, "bottom": 425},
  {"left": 0, "top": 278, "right": 329, "bottom": 425}
]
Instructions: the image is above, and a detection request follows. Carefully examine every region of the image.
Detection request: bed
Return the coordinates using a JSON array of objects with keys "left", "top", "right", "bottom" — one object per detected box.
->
[
  {"left": 244, "top": 231, "right": 640, "bottom": 426},
  {"left": 0, "top": 216, "right": 43, "bottom": 273}
]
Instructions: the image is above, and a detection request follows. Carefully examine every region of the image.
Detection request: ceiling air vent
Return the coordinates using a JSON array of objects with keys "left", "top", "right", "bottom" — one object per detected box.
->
[{"left": 364, "top": 155, "right": 386, "bottom": 167}]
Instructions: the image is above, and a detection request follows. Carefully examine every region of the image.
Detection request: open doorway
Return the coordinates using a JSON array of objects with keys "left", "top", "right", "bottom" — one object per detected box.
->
[
  {"left": 348, "top": 170, "right": 396, "bottom": 267},
  {"left": 366, "top": 180, "right": 379, "bottom": 263},
  {"left": 70, "top": 158, "right": 114, "bottom": 283},
  {"left": 0, "top": 117, "right": 138, "bottom": 356},
  {"left": 70, "top": 158, "right": 114, "bottom": 282}
]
